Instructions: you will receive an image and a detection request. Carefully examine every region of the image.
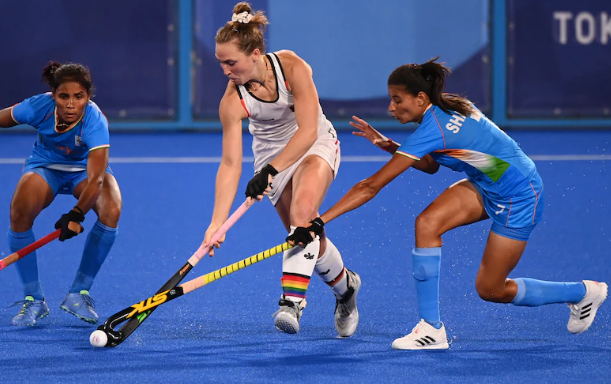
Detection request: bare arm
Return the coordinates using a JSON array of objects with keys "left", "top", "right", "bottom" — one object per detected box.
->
[
  {"left": 0, "top": 107, "right": 18, "bottom": 128},
  {"left": 209, "top": 83, "right": 247, "bottom": 227},
  {"left": 267, "top": 51, "right": 319, "bottom": 172},
  {"left": 351, "top": 115, "right": 439, "bottom": 175},
  {"left": 76, "top": 147, "right": 108, "bottom": 213},
  {"left": 320, "top": 154, "right": 415, "bottom": 224}
]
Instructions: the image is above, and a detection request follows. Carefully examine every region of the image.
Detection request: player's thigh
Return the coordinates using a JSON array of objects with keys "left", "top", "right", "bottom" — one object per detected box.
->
[
  {"left": 289, "top": 155, "right": 334, "bottom": 222},
  {"left": 10, "top": 172, "right": 55, "bottom": 226},
  {"left": 416, "top": 179, "right": 488, "bottom": 245}
]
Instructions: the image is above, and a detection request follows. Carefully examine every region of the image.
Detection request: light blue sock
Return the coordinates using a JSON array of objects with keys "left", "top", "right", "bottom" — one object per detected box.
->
[
  {"left": 9, "top": 229, "right": 43, "bottom": 300},
  {"left": 70, "top": 220, "right": 118, "bottom": 293},
  {"left": 412, "top": 247, "right": 442, "bottom": 329},
  {"left": 511, "top": 278, "right": 586, "bottom": 307}
]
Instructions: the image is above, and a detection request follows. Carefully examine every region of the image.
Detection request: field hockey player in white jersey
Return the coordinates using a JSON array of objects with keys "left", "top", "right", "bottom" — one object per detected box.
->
[{"left": 203, "top": 2, "right": 361, "bottom": 337}]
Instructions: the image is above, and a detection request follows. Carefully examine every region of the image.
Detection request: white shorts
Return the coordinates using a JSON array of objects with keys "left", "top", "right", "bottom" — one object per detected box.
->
[{"left": 252, "top": 133, "right": 340, "bottom": 206}]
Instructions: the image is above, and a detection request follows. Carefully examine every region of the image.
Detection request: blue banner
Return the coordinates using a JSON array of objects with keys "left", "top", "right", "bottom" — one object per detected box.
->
[
  {"left": 507, "top": 0, "right": 611, "bottom": 118},
  {"left": 193, "top": 0, "right": 490, "bottom": 119},
  {"left": 0, "top": 0, "right": 177, "bottom": 120}
]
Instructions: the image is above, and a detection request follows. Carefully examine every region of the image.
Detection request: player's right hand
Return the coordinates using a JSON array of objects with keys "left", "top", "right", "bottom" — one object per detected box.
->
[
  {"left": 350, "top": 115, "right": 393, "bottom": 150},
  {"left": 54, "top": 208, "right": 85, "bottom": 242},
  {"left": 202, "top": 223, "right": 226, "bottom": 257}
]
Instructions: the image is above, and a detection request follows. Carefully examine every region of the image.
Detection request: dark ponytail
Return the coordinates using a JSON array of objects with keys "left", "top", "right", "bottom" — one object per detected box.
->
[
  {"left": 41, "top": 61, "right": 62, "bottom": 88},
  {"left": 388, "top": 56, "right": 473, "bottom": 117},
  {"left": 40, "top": 61, "right": 95, "bottom": 95}
]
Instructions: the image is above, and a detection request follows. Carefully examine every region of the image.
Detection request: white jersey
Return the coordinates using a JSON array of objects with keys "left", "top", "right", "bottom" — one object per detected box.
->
[{"left": 236, "top": 52, "right": 337, "bottom": 172}]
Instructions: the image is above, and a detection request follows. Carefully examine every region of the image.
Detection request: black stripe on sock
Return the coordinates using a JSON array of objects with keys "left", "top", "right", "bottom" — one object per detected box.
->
[
  {"left": 325, "top": 268, "right": 346, "bottom": 287},
  {"left": 282, "top": 272, "right": 311, "bottom": 280}
]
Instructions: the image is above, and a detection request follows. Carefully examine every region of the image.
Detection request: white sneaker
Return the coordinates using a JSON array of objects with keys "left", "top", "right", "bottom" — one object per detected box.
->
[
  {"left": 335, "top": 269, "right": 361, "bottom": 337},
  {"left": 567, "top": 280, "right": 608, "bottom": 334},
  {"left": 273, "top": 296, "right": 306, "bottom": 334},
  {"left": 392, "top": 319, "right": 449, "bottom": 350}
]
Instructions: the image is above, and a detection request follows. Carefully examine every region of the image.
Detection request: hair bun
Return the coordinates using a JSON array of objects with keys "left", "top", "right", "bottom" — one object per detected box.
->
[{"left": 232, "top": 11, "right": 253, "bottom": 24}]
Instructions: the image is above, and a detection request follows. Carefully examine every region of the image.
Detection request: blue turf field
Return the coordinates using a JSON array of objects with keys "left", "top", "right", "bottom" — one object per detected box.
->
[{"left": 0, "top": 131, "right": 609, "bottom": 383}]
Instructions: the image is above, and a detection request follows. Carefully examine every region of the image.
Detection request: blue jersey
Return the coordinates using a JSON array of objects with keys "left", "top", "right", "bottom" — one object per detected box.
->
[
  {"left": 11, "top": 93, "right": 109, "bottom": 171},
  {"left": 396, "top": 105, "right": 538, "bottom": 199}
]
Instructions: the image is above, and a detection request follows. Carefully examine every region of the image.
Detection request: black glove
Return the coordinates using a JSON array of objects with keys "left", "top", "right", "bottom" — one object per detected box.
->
[
  {"left": 286, "top": 217, "right": 325, "bottom": 246},
  {"left": 245, "top": 164, "right": 279, "bottom": 198},
  {"left": 55, "top": 207, "right": 85, "bottom": 241}
]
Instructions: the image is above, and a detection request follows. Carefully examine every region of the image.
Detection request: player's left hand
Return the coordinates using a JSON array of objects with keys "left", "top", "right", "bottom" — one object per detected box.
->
[
  {"left": 350, "top": 115, "right": 393, "bottom": 150},
  {"left": 286, "top": 218, "right": 325, "bottom": 247},
  {"left": 55, "top": 208, "right": 85, "bottom": 241},
  {"left": 245, "top": 164, "right": 278, "bottom": 200}
]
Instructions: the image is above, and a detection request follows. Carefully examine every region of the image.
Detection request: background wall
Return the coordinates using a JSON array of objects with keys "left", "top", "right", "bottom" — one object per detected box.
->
[{"left": 0, "top": 0, "right": 609, "bottom": 130}]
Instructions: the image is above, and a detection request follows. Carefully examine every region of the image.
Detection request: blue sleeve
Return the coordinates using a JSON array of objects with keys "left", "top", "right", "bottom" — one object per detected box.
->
[
  {"left": 396, "top": 117, "right": 445, "bottom": 160},
  {"left": 82, "top": 104, "right": 110, "bottom": 151},
  {"left": 11, "top": 94, "right": 54, "bottom": 127}
]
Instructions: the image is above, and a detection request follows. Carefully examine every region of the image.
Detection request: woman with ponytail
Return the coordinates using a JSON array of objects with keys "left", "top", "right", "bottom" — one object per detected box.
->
[
  {"left": 288, "top": 57, "right": 607, "bottom": 349},
  {"left": 0, "top": 61, "right": 121, "bottom": 326},
  {"left": 203, "top": 2, "right": 360, "bottom": 337}
]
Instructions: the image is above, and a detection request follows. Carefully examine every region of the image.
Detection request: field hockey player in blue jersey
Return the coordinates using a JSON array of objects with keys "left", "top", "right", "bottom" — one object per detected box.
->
[
  {"left": 0, "top": 61, "right": 122, "bottom": 326},
  {"left": 288, "top": 57, "right": 608, "bottom": 350}
]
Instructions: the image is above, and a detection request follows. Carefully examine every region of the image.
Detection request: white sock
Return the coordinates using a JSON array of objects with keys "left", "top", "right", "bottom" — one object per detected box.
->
[
  {"left": 281, "top": 226, "right": 320, "bottom": 303},
  {"left": 314, "top": 238, "right": 349, "bottom": 298}
]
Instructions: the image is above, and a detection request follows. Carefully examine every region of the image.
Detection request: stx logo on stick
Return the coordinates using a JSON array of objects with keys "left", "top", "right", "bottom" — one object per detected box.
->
[{"left": 128, "top": 291, "right": 169, "bottom": 318}]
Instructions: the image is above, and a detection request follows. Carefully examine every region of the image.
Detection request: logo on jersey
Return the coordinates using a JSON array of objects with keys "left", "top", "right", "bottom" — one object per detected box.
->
[{"left": 75, "top": 135, "right": 83, "bottom": 146}]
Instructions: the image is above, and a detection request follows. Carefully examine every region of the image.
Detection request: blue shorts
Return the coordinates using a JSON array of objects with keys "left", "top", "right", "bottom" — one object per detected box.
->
[
  {"left": 471, "top": 175, "right": 544, "bottom": 242},
  {"left": 24, "top": 164, "right": 113, "bottom": 197}
]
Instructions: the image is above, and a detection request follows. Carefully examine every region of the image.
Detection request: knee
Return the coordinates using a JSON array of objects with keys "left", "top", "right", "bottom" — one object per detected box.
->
[
  {"left": 96, "top": 201, "right": 122, "bottom": 227},
  {"left": 475, "top": 278, "right": 512, "bottom": 303},
  {"left": 9, "top": 203, "right": 37, "bottom": 230},
  {"left": 289, "top": 200, "right": 317, "bottom": 225},
  {"left": 415, "top": 212, "right": 443, "bottom": 238}
]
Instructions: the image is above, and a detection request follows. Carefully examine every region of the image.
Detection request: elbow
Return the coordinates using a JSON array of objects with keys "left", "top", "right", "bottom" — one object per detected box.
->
[
  {"left": 299, "top": 126, "right": 317, "bottom": 146},
  {"left": 426, "top": 163, "right": 440, "bottom": 175},
  {"left": 221, "top": 156, "right": 243, "bottom": 170},
  {"left": 92, "top": 176, "right": 104, "bottom": 190},
  {"left": 306, "top": 131, "right": 317, "bottom": 146}
]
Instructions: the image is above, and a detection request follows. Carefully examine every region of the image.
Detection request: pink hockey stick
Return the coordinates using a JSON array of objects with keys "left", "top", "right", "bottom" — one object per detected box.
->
[{"left": 188, "top": 198, "right": 254, "bottom": 264}]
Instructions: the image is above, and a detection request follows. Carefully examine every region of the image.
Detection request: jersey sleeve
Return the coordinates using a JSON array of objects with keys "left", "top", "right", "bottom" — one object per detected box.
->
[
  {"left": 396, "top": 117, "right": 445, "bottom": 161},
  {"left": 10, "top": 94, "right": 53, "bottom": 126},
  {"left": 82, "top": 106, "right": 110, "bottom": 151}
]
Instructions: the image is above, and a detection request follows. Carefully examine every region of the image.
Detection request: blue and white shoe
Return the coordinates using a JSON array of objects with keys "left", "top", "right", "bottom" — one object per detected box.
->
[
  {"left": 11, "top": 296, "right": 49, "bottom": 326},
  {"left": 60, "top": 290, "right": 98, "bottom": 324}
]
